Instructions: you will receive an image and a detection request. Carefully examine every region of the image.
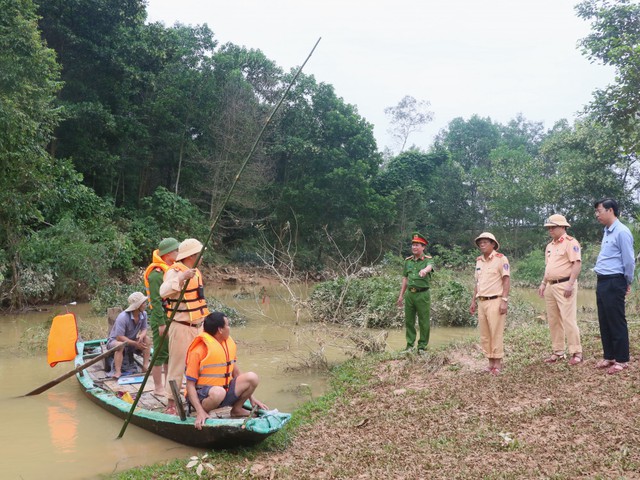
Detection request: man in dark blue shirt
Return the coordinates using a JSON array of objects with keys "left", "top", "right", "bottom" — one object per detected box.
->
[{"left": 593, "top": 199, "right": 635, "bottom": 374}]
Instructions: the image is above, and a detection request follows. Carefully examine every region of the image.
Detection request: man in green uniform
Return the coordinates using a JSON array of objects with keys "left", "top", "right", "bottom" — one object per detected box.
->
[
  {"left": 143, "top": 237, "right": 180, "bottom": 396},
  {"left": 397, "top": 232, "right": 434, "bottom": 353}
]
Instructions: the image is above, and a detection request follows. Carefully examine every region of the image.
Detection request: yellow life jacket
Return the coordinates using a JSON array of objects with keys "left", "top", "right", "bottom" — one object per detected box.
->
[
  {"left": 143, "top": 249, "right": 170, "bottom": 310},
  {"left": 164, "top": 262, "right": 210, "bottom": 321},
  {"left": 188, "top": 332, "right": 237, "bottom": 389}
]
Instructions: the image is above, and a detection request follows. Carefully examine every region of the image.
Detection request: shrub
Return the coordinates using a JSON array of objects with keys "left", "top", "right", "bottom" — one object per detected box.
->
[
  {"left": 309, "top": 275, "right": 402, "bottom": 328},
  {"left": 206, "top": 297, "right": 245, "bottom": 325},
  {"left": 139, "top": 187, "right": 208, "bottom": 241},
  {"left": 309, "top": 269, "right": 478, "bottom": 328},
  {"left": 19, "top": 217, "right": 110, "bottom": 302},
  {"left": 430, "top": 271, "right": 476, "bottom": 327},
  {"left": 431, "top": 244, "right": 476, "bottom": 271},
  {"left": 229, "top": 248, "right": 262, "bottom": 266},
  {"left": 16, "top": 264, "right": 55, "bottom": 302},
  {"left": 91, "top": 279, "right": 142, "bottom": 315},
  {"left": 513, "top": 248, "right": 545, "bottom": 286},
  {"left": 380, "top": 251, "right": 404, "bottom": 273}
]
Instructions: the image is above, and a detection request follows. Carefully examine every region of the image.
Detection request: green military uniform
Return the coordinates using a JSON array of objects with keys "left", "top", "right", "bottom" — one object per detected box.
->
[
  {"left": 403, "top": 253, "right": 434, "bottom": 350},
  {"left": 147, "top": 267, "right": 169, "bottom": 364}
]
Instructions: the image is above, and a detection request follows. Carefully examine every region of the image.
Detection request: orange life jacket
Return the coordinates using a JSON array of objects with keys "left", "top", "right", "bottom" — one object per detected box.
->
[
  {"left": 164, "top": 262, "right": 209, "bottom": 321},
  {"left": 143, "top": 249, "right": 170, "bottom": 310},
  {"left": 47, "top": 313, "right": 78, "bottom": 367},
  {"left": 187, "top": 332, "right": 237, "bottom": 389}
]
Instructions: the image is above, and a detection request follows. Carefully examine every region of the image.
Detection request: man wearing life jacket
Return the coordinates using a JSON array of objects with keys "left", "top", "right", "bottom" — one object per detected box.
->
[
  {"left": 143, "top": 237, "right": 179, "bottom": 396},
  {"left": 186, "top": 312, "right": 268, "bottom": 430},
  {"left": 159, "top": 238, "right": 209, "bottom": 415}
]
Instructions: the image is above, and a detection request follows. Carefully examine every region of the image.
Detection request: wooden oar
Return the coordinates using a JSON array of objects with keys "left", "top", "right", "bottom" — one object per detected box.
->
[{"left": 24, "top": 344, "right": 124, "bottom": 396}]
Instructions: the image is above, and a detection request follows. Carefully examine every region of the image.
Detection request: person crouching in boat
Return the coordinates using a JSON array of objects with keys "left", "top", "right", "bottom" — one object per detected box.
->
[
  {"left": 185, "top": 311, "right": 268, "bottom": 430},
  {"left": 106, "top": 292, "right": 151, "bottom": 379}
]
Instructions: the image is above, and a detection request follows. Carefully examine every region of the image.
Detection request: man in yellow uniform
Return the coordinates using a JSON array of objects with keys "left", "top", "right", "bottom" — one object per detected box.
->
[
  {"left": 469, "top": 232, "right": 510, "bottom": 375},
  {"left": 397, "top": 232, "right": 434, "bottom": 353},
  {"left": 538, "top": 214, "right": 583, "bottom": 365},
  {"left": 159, "top": 238, "right": 209, "bottom": 415}
]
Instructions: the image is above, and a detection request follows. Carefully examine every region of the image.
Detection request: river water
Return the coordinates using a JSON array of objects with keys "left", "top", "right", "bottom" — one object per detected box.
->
[{"left": 1, "top": 283, "right": 477, "bottom": 479}]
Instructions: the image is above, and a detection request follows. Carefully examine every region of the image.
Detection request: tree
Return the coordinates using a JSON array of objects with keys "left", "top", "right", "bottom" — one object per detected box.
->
[
  {"left": 577, "top": 0, "right": 640, "bottom": 189},
  {"left": 433, "top": 116, "right": 502, "bottom": 231},
  {"left": 577, "top": 0, "right": 640, "bottom": 132},
  {"left": 270, "top": 74, "right": 391, "bottom": 261},
  {"left": 384, "top": 95, "right": 434, "bottom": 152},
  {"left": 198, "top": 44, "right": 280, "bottom": 226},
  {"left": 375, "top": 150, "right": 469, "bottom": 251},
  {"left": 477, "top": 145, "right": 545, "bottom": 254},
  {"left": 539, "top": 119, "right": 633, "bottom": 240},
  {"left": 0, "top": 0, "right": 62, "bottom": 306},
  {"left": 37, "top": 0, "right": 149, "bottom": 201},
  {"left": 140, "top": 23, "right": 218, "bottom": 197}
]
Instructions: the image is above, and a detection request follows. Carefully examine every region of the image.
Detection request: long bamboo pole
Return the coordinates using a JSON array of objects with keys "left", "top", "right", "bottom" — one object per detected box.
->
[{"left": 118, "top": 37, "right": 321, "bottom": 439}]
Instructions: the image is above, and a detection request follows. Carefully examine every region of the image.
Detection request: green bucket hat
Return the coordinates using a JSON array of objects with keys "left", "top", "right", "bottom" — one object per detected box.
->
[{"left": 158, "top": 237, "right": 180, "bottom": 256}]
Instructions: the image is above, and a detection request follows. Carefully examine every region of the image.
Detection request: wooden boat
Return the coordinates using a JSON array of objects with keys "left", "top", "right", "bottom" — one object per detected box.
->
[{"left": 76, "top": 339, "right": 291, "bottom": 448}]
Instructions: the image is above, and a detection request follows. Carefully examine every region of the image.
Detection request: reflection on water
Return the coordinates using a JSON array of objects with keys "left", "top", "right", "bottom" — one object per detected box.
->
[
  {"left": 48, "top": 394, "right": 78, "bottom": 454},
  {"left": 1, "top": 282, "right": 477, "bottom": 479}
]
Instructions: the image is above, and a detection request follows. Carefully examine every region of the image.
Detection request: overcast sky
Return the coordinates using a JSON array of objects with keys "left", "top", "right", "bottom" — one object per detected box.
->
[{"left": 145, "top": 0, "right": 614, "bottom": 152}]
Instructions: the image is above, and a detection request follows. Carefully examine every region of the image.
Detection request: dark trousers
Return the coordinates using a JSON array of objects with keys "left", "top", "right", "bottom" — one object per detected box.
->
[{"left": 596, "top": 275, "right": 630, "bottom": 363}]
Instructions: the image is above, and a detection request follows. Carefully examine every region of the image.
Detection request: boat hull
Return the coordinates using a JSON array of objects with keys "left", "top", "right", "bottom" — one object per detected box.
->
[{"left": 76, "top": 340, "right": 291, "bottom": 449}]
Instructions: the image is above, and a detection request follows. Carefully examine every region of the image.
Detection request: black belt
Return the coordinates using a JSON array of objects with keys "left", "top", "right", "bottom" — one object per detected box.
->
[
  {"left": 596, "top": 274, "right": 625, "bottom": 281},
  {"left": 174, "top": 320, "right": 203, "bottom": 328},
  {"left": 548, "top": 277, "right": 571, "bottom": 285},
  {"left": 408, "top": 287, "right": 429, "bottom": 293},
  {"left": 477, "top": 295, "right": 498, "bottom": 301}
]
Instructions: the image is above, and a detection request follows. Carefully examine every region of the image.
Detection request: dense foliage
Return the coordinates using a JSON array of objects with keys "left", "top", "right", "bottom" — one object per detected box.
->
[
  {"left": 2, "top": 0, "right": 640, "bottom": 307},
  {"left": 308, "top": 263, "right": 477, "bottom": 328}
]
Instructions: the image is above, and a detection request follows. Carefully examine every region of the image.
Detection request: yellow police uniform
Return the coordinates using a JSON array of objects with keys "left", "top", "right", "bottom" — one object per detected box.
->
[
  {"left": 474, "top": 251, "right": 510, "bottom": 359},
  {"left": 542, "top": 233, "right": 582, "bottom": 356}
]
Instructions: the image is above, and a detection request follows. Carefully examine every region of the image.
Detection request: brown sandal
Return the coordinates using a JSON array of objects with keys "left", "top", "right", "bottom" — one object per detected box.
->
[
  {"left": 543, "top": 353, "right": 566, "bottom": 364},
  {"left": 595, "top": 359, "right": 615, "bottom": 369},
  {"left": 606, "top": 362, "right": 628, "bottom": 375},
  {"left": 568, "top": 354, "right": 583, "bottom": 365}
]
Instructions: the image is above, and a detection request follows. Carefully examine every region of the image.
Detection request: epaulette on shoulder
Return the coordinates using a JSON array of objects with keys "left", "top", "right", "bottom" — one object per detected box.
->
[
  {"left": 425, "top": 255, "right": 432, "bottom": 259},
  {"left": 405, "top": 256, "right": 413, "bottom": 260},
  {"left": 476, "top": 255, "right": 483, "bottom": 260},
  {"left": 566, "top": 235, "right": 574, "bottom": 241},
  {"left": 495, "top": 253, "right": 504, "bottom": 257}
]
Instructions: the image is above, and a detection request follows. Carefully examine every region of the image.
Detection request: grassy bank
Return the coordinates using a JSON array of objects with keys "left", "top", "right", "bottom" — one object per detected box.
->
[{"left": 109, "top": 311, "right": 640, "bottom": 479}]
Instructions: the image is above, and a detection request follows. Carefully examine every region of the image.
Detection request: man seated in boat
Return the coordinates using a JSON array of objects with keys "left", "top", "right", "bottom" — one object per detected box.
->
[
  {"left": 106, "top": 292, "right": 151, "bottom": 379},
  {"left": 185, "top": 311, "right": 268, "bottom": 429}
]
